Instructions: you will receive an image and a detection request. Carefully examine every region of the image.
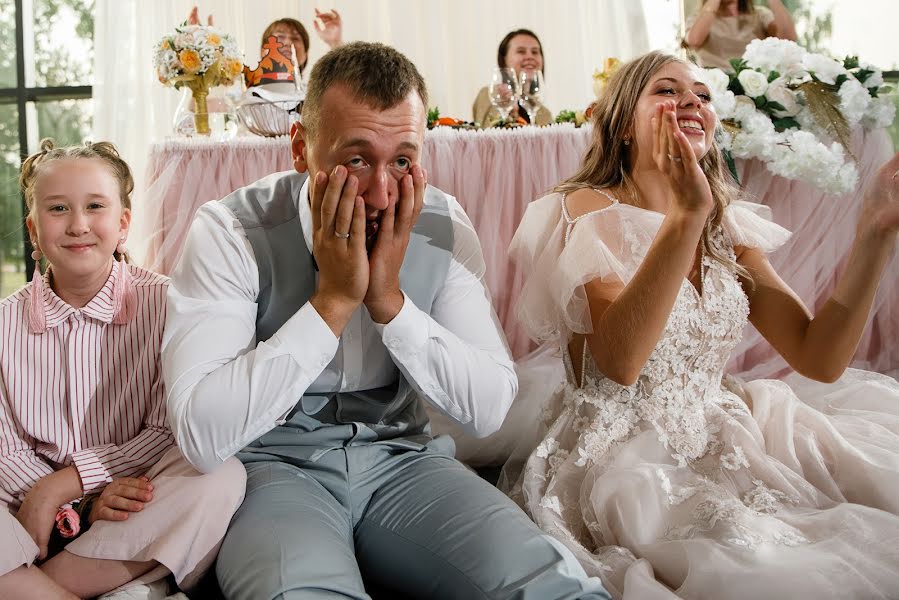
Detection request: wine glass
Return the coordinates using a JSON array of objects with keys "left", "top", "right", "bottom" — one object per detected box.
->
[
  {"left": 488, "top": 67, "right": 520, "bottom": 124},
  {"left": 519, "top": 70, "right": 545, "bottom": 125}
]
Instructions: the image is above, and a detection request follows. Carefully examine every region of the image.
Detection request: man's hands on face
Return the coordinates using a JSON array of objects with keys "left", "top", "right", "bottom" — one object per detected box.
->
[
  {"left": 309, "top": 165, "right": 426, "bottom": 335},
  {"left": 365, "top": 164, "right": 426, "bottom": 324},
  {"left": 310, "top": 166, "right": 369, "bottom": 336}
]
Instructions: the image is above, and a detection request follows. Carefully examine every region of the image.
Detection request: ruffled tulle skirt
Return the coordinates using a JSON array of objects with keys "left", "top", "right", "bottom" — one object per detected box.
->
[{"left": 504, "top": 369, "right": 899, "bottom": 599}]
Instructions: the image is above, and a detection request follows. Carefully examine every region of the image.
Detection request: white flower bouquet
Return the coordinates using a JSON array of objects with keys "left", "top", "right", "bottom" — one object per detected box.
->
[
  {"left": 154, "top": 24, "right": 243, "bottom": 134},
  {"left": 702, "top": 38, "right": 895, "bottom": 195},
  {"left": 154, "top": 24, "right": 242, "bottom": 88}
]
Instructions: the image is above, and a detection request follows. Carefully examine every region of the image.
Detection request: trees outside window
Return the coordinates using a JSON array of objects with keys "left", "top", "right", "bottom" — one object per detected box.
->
[{"left": 1, "top": 0, "right": 93, "bottom": 298}]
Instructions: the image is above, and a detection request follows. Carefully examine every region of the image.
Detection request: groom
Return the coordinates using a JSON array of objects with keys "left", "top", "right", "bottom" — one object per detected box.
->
[{"left": 162, "top": 42, "right": 609, "bottom": 599}]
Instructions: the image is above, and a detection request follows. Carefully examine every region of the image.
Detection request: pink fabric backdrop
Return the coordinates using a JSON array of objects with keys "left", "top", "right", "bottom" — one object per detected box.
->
[{"left": 142, "top": 126, "right": 897, "bottom": 373}]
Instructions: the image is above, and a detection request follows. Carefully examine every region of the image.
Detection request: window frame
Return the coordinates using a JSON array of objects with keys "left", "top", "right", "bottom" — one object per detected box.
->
[{"left": 0, "top": 0, "right": 92, "bottom": 275}]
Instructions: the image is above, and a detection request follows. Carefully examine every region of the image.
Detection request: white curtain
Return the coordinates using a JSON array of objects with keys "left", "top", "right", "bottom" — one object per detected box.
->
[{"left": 94, "top": 0, "right": 663, "bottom": 260}]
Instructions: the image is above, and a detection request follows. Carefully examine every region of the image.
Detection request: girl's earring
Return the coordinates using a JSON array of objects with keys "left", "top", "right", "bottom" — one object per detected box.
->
[
  {"left": 623, "top": 137, "right": 630, "bottom": 146},
  {"left": 27, "top": 243, "right": 47, "bottom": 333},
  {"left": 112, "top": 236, "right": 136, "bottom": 325}
]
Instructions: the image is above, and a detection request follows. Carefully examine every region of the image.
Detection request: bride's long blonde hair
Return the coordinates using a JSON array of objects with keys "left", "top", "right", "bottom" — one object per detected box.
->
[{"left": 556, "top": 51, "right": 746, "bottom": 279}]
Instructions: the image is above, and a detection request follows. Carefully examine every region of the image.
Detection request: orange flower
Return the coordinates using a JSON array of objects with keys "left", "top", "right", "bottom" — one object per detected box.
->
[
  {"left": 225, "top": 59, "right": 242, "bottom": 78},
  {"left": 179, "top": 49, "right": 202, "bottom": 74},
  {"left": 207, "top": 33, "right": 221, "bottom": 46},
  {"left": 160, "top": 39, "right": 171, "bottom": 51}
]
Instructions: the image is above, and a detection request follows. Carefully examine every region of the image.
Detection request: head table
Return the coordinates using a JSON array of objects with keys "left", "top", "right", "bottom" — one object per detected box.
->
[{"left": 143, "top": 125, "right": 897, "bottom": 375}]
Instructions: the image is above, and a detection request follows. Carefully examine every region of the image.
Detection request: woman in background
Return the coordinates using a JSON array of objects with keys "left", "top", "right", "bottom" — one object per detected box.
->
[
  {"left": 685, "top": 0, "right": 797, "bottom": 70},
  {"left": 188, "top": 5, "right": 343, "bottom": 75},
  {"left": 473, "top": 28, "right": 553, "bottom": 126}
]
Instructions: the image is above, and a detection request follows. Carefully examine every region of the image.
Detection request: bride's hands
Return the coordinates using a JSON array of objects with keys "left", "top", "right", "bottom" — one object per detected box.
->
[
  {"left": 652, "top": 101, "right": 714, "bottom": 217},
  {"left": 858, "top": 151, "right": 899, "bottom": 240}
]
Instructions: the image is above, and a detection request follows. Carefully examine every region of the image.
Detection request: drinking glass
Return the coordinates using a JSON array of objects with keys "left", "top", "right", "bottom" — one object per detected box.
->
[
  {"left": 519, "top": 70, "right": 545, "bottom": 125},
  {"left": 488, "top": 67, "right": 520, "bottom": 123}
]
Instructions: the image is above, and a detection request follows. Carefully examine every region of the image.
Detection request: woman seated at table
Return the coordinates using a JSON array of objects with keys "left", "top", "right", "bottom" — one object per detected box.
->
[
  {"left": 685, "top": 0, "right": 797, "bottom": 70},
  {"left": 188, "top": 6, "right": 343, "bottom": 75},
  {"left": 473, "top": 28, "right": 553, "bottom": 126}
]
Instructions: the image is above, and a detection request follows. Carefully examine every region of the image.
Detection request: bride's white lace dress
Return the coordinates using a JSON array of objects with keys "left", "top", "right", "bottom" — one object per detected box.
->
[{"left": 503, "top": 192, "right": 899, "bottom": 599}]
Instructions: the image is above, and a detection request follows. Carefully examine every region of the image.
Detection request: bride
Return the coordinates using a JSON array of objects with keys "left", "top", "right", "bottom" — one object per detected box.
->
[{"left": 503, "top": 50, "right": 899, "bottom": 599}]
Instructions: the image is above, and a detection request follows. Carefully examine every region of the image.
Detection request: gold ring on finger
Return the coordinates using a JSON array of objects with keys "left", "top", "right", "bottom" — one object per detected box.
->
[
  {"left": 667, "top": 154, "right": 682, "bottom": 163},
  {"left": 335, "top": 230, "right": 350, "bottom": 239}
]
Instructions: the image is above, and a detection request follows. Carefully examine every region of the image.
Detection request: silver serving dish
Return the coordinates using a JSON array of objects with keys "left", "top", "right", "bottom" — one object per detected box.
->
[{"left": 236, "top": 96, "right": 301, "bottom": 137}]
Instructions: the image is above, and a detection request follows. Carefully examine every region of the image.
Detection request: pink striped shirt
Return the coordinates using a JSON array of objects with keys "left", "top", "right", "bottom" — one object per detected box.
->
[{"left": 0, "top": 261, "right": 172, "bottom": 503}]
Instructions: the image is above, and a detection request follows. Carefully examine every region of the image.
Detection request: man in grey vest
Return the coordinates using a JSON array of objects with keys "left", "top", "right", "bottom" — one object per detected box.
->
[{"left": 162, "top": 42, "right": 610, "bottom": 600}]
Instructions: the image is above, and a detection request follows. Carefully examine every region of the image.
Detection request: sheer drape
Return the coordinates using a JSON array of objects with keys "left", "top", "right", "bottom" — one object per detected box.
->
[{"left": 93, "top": 0, "right": 652, "bottom": 261}]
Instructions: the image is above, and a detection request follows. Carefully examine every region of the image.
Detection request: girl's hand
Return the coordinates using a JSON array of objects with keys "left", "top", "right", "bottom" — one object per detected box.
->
[
  {"left": 14, "top": 489, "right": 58, "bottom": 560},
  {"left": 652, "top": 101, "right": 713, "bottom": 217},
  {"left": 14, "top": 467, "right": 82, "bottom": 559},
  {"left": 858, "top": 152, "right": 899, "bottom": 241},
  {"left": 88, "top": 476, "right": 154, "bottom": 525}
]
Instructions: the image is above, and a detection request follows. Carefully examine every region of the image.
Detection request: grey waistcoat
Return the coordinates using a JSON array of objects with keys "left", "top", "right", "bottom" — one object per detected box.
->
[{"left": 221, "top": 170, "right": 455, "bottom": 463}]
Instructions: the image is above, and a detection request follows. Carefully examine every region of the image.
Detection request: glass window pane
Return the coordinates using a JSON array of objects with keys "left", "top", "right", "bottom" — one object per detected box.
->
[
  {"left": 1, "top": 103, "right": 26, "bottom": 299},
  {"left": 34, "top": 98, "right": 93, "bottom": 147},
  {"left": 0, "top": 1, "right": 16, "bottom": 88},
  {"left": 32, "top": 0, "right": 94, "bottom": 88}
]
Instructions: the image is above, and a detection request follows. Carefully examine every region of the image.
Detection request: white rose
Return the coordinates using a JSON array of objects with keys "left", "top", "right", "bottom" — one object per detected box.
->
[
  {"left": 838, "top": 78, "right": 871, "bottom": 128},
  {"left": 801, "top": 53, "right": 845, "bottom": 85},
  {"left": 743, "top": 38, "right": 805, "bottom": 76},
  {"left": 737, "top": 69, "right": 769, "bottom": 98},
  {"left": 862, "top": 96, "right": 896, "bottom": 130},
  {"left": 712, "top": 89, "right": 737, "bottom": 120},
  {"left": 860, "top": 66, "right": 884, "bottom": 89},
  {"left": 765, "top": 80, "right": 801, "bottom": 117},
  {"left": 733, "top": 95, "right": 758, "bottom": 121},
  {"left": 702, "top": 68, "right": 731, "bottom": 96}
]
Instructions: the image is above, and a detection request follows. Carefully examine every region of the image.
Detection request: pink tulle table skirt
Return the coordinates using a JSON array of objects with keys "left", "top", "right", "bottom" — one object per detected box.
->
[{"left": 142, "top": 126, "right": 897, "bottom": 374}]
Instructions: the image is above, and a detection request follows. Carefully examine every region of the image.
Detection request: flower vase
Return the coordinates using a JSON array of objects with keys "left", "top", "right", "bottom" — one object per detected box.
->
[{"left": 172, "top": 84, "right": 212, "bottom": 136}]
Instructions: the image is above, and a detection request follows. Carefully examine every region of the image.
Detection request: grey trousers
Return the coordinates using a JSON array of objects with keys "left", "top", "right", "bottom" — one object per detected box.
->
[{"left": 216, "top": 444, "right": 610, "bottom": 600}]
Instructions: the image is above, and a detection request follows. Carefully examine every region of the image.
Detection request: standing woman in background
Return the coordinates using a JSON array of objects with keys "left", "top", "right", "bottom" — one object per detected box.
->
[{"left": 685, "top": 0, "right": 797, "bottom": 70}]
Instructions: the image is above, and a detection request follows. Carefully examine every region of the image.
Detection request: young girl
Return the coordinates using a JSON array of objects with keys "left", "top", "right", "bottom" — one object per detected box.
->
[
  {"left": 0, "top": 139, "right": 245, "bottom": 600},
  {"left": 503, "top": 52, "right": 899, "bottom": 598}
]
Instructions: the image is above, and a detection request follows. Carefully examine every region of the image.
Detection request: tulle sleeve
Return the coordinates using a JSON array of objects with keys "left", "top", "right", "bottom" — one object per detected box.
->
[
  {"left": 510, "top": 193, "right": 663, "bottom": 343},
  {"left": 722, "top": 200, "right": 792, "bottom": 253}
]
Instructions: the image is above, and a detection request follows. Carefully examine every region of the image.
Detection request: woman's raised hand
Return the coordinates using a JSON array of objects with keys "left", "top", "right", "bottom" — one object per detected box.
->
[
  {"left": 187, "top": 6, "right": 213, "bottom": 26},
  {"left": 313, "top": 8, "right": 343, "bottom": 48},
  {"left": 652, "top": 100, "right": 713, "bottom": 217}
]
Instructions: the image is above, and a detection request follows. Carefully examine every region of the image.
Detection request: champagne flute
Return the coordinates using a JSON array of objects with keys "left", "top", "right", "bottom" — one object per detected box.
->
[
  {"left": 488, "top": 67, "right": 520, "bottom": 124},
  {"left": 519, "top": 69, "right": 545, "bottom": 125}
]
